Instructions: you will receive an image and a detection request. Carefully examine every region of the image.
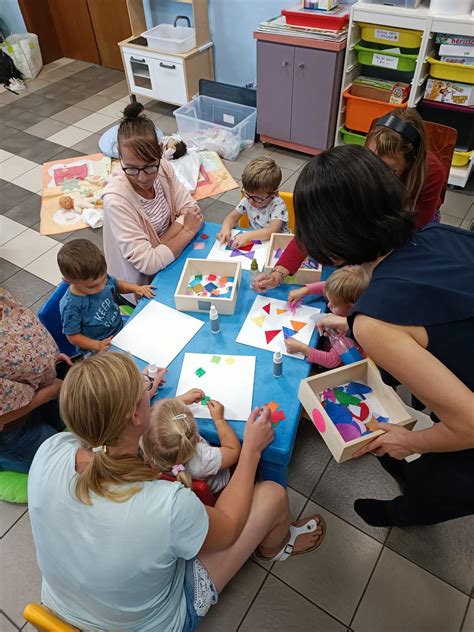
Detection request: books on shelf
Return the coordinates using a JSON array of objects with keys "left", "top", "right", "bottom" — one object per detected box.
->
[{"left": 257, "top": 14, "right": 348, "bottom": 43}]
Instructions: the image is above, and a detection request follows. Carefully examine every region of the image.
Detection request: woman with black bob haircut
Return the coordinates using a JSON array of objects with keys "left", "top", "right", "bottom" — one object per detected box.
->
[{"left": 294, "top": 144, "right": 474, "bottom": 528}]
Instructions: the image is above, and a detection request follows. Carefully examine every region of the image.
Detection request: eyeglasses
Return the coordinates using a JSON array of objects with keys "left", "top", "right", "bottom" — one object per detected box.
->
[
  {"left": 121, "top": 161, "right": 160, "bottom": 177},
  {"left": 241, "top": 189, "right": 277, "bottom": 204},
  {"left": 142, "top": 374, "right": 154, "bottom": 392}
]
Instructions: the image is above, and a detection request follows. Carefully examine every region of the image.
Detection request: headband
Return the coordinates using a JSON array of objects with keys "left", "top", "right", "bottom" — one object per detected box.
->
[{"left": 376, "top": 114, "right": 421, "bottom": 151}]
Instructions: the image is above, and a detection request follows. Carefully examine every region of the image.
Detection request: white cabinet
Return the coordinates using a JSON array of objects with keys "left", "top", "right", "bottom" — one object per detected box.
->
[
  {"left": 123, "top": 52, "right": 158, "bottom": 98},
  {"left": 154, "top": 58, "right": 187, "bottom": 105}
]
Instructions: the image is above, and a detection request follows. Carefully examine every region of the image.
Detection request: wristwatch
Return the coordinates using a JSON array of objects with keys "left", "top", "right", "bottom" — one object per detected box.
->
[{"left": 270, "top": 268, "right": 286, "bottom": 284}]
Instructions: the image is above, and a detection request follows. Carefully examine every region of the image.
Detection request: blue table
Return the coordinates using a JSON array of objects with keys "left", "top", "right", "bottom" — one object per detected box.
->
[{"left": 126, "top": 222, "right": 327, "bottom": 486}]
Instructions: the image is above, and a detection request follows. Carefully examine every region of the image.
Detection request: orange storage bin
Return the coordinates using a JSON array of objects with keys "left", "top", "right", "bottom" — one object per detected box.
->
[{"left": 343, "top": 87, "right": 408, "bottom": 134}]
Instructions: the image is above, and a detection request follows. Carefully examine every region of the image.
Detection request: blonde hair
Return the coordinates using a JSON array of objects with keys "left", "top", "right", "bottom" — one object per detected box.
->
[
  {"left": 59, "top": 352, "right": 157, "bottom": 504},
  {"left": 242, "top": 157, "right": 282, "bottom": 193},
  {"left": 366, "top": 108, "right": 427, "bottom": 212},
  {"left": 141, "top": 398, "right": 199, "bottom": 488},
  {"left": 325, "top": 265, "right": 370, "bottom": 306}
]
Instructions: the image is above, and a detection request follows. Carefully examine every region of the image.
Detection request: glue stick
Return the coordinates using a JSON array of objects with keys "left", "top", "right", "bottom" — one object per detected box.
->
[
  {"left": 147, "top": 364, "right": 158, "bottom": 379},
  {"left": 273, "top": 350, "right": 283, "bottom": 377},
  {"left": 210, "top": 304, "right": 220, "bottom": 334},
  {"left": 249, "top": 257, "right": 259, "bottom": 288}
]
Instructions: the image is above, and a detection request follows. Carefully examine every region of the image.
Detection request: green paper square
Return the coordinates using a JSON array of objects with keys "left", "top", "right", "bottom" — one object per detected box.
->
[
  {"left": 195, "top": 367, "right": 206, "bottom": 378},
  {"left": 195, "top": 274, "right": 203, "bottom": 281},
  {"left": 211, "top": 355, "right": 221, "bottom": 364},
  {"left": 201, "top": 396, "right": 211, "bottom": 405}
]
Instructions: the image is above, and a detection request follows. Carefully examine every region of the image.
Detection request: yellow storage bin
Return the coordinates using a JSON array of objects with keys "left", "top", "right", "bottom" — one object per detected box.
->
[
  {"left": 452, "top": 150, "right": 472, "bottom": 167},
  {"left": 358, "top": 23, "right": 423, "bottom": 51},
  {"left": 426, "top": 57, "right": 474, "bottom": 84}
]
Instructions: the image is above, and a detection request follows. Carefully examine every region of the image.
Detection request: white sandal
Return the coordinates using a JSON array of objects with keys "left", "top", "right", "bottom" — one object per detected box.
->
[{"left": 254, "top": 513, "right": 326, "bottom": 563}]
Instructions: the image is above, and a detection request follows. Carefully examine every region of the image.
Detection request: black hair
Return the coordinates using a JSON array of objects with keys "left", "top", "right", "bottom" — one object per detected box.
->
[{"left": 294, "top": 145, "right": 415, "bottom": 265}]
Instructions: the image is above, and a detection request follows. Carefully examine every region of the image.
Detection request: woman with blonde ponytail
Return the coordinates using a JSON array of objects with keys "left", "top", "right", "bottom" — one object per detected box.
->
[{"left": 28, "top": 352, "right": 325, "bottom": 631}]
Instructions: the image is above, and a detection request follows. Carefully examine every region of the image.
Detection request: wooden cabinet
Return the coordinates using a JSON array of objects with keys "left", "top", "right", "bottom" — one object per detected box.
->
[{"left": 256, "top": 37, "right": 345, "bottom": 155}]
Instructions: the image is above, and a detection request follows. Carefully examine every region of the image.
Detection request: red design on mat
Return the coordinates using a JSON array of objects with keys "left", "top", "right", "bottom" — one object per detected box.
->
[
  {"left": 262, "top": 303, "right": 271, "bottom": 315},
  {"left": 53, "top": 163, "right": 88, "bottom": 186},
  {"left": 200, "top": 234, "right": 209, "bottom": 240},
  {"left": 271, "top": 410, "right": 286, "bottom": 423},
  {"left": 265, "top": 329, "right": 280, "bottom": 344}
]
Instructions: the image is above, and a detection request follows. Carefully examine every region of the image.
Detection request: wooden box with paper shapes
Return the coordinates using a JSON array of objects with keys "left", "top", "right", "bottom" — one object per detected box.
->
[
  {"left": 264, "top": 233, "right": 322, "bottom": 285},
  {"left": 174, "top": 258, "right": 241, "bottom": 315},
  {"left": 298, "top": 359, "right": 416, "bottom": 463}
]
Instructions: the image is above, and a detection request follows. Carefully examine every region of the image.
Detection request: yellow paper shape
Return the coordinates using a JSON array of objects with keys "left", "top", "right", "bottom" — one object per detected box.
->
[
  {"left": 225, "top": 356, "right": 236, "bottom": 365},
  {"left": 276, "top": 308, "right": 288, "bottom": 315},
  {"left": 251, "top": 315, "right": 266, "bottom": 328}
]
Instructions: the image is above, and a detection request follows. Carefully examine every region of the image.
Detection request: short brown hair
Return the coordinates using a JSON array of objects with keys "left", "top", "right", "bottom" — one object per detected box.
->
[
  {"left": 325, "top": 265, "right": 370, "bottom": 306},
  {"left": 242, "top": 157, "right": 282, "bottom": 193},
  {"left": 117, "top": 101, "right": 162, "bottom": 163},
  {"left": 57, "top": 239, "right": 107, "bottom": 281}
]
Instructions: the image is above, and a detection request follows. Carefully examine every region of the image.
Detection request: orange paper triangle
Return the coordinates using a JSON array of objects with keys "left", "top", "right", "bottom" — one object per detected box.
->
[
  {"left": 290, "top": 320, "right": 307, "bottom": 332},
  {"left": 276, "top": 308, "right": 288, "bottom": 315}
]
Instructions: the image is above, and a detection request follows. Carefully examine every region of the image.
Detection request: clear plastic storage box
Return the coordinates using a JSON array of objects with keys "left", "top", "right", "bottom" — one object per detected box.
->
[
  {"left": 359, "top": 0, "right": 422, "bottom": 7},
  {"left": 173, "top": 96, "right": 257, "bottom": 160}
]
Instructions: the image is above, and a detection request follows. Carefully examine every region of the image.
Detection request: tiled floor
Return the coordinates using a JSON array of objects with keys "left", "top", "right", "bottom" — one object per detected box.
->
[{"left": 0, "top": 58, "right": 473, "bottom": 632}]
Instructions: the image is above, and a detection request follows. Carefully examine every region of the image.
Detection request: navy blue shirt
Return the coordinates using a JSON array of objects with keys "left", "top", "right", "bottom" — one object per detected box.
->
[
  {"left": 60, "top": 275, "right": 123, "bottom": 348},
  {"left": 348, "top": 224, "right": 474, "bottom": 390}
]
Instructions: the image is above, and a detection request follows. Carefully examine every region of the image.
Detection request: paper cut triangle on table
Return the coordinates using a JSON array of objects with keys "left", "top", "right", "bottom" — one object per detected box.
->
[
  {"left": 282, "top": 326, "right": 297, "bottom": 339},
  {"left": 290, "top": 320, "right": 307, "bottom": 332},
  {"left": 276, "top": 308, "right": 288, "bottom": 315},
  {"left": 262, "top": 303, "right": 271, "bottom": 315},
  {"left": 237, "top": 243, "right": 254, "bottom": 252},
  {"left": 265, "top": 329, "right": 281, "bottom": 344},
  {"left": 230, "top": 248, "right": 255, "bottom": 260},
  {"left": 251, "top": 315, "right": 266, "bottom": 328}
]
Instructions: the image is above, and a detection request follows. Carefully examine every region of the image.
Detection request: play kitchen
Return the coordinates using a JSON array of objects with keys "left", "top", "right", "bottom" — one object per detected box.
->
[{"left": 119, "top": 0, "right": 213, "bottom": 106}]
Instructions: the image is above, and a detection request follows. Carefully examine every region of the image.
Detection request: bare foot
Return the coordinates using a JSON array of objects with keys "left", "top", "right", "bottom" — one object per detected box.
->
[{"left": 258, "top": 515, "right": 325, "bottom": 560}]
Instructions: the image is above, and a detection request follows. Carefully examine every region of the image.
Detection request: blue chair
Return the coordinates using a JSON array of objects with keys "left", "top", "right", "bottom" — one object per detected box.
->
[{"left": 38, "top": 282, "right": 76, "bottom": 356}]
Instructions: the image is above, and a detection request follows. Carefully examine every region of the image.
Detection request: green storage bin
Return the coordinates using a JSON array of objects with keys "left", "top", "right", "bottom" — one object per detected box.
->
[
  {"left": 354, "top": 43, "right": 417, "bottom": 73},
  {"left": 339, "top": 127, "right": 367, "bottom": 146}
]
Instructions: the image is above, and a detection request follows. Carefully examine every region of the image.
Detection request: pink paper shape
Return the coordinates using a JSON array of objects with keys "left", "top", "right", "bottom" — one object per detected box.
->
[
  {"left": 312, "top": 409, "right": 326, "bottom": 434},
  {"left": 193, "top": 242, "right": 205, "bottom": 250}
]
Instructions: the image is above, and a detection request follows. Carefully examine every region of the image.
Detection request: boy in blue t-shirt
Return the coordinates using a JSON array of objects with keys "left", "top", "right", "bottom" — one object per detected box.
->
[{"left": 57, "top": 239, "right": 155, "bottom": 353}]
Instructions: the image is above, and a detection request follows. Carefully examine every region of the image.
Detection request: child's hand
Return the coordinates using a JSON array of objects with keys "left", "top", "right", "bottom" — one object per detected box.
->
[
  {"left": 243, "top": 406, "right": 274, "bottom": 455},
  {"left": 317, "top": 314, "right": 349, "bottom": 337},
  {"left": 97, "top": 336, "right": 113, "bottom": 352},
  {"left": 135, "top": 285, "right": 156, "bottom": 299},
  {"left": 207, "top": 399, "right": 225, "bottom": 422},
  {"left": 232, "top": 232, "right": 250, "bottom": 249},
  {"left": 217, "top": 227, "right": 232, "bottom": 244},
  {"left": 288, "top": 287, "right": 308, "bottom": 306},
  {"left": 178, "top": 388, "right": 205, "bottom": 405},
  {"left": 284, "top": 338, "right": 308, "bottom": 356}
]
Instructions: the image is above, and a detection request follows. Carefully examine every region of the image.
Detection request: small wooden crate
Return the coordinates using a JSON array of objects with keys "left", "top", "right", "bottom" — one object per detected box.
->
[
  {"left": 174, "top": 258, "right": 241, "bottom": 315},
  {"left": 263, "top": 233, "right": 322, "bottom": 285},
  {"left": 298, "top": 359, "right": 416, "bottom": 463}
]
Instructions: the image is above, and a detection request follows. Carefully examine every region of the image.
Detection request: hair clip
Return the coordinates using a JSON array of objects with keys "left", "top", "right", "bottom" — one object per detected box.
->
[
  {"left": 92, "top": 445, "right": 107, "bottom": 453},
  {"left": 172, "top": 413, "right": 187, "bottom": 421},
  {"left": 171, "top": 463, "right": 185, "bottom": 476}
]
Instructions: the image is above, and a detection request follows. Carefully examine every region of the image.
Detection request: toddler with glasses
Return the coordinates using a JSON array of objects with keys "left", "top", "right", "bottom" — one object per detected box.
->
[{"left": 217, "top": 157, "right": 289, "bottom": 249}]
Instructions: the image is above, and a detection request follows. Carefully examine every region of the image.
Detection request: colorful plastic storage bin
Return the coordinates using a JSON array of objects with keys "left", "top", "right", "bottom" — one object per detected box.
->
[
  {"left": 417, "top": 99, "right": 473, "bottom": 151},
  {"left": 282, "top": 7, "right": 350, "bottom": 30},
  {"left": 343, "top": 87, "right": 408, "bottom": 134},
  {"left": 339, "top": 126, "right": 367, "bottom": 145},
  {"left": 358, "top": 22, "right": 423, "bottom": 51},
  {"left": 355, "top": 43, "right": 417, "bottom": 82},
  {"left": 426, "top": 57, "right": 474, "bottom": 84},
  {"left": 452, "top": 150, "right": 472, "bottom": 167}
]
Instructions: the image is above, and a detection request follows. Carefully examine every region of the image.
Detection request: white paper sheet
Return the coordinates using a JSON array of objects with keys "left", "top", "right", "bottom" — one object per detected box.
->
[
  {"left": 176, "top": 352, "right": 256, "bottom": 422},
  {"left": 236, "top": 295, "right": 320, "bottom": 359},
  {"left": 112, "top": 301, "right": 203, "bottom": 366},
  {"left": 206, "top": 229, "right": 270, "bottom": 271}
]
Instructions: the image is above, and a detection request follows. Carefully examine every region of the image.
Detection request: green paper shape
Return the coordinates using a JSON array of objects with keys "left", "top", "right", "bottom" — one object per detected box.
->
[
  {"left": 334, "top": 388, "right": 361, "bottom": 406},
  {"left": 195, "top": 274, "right": 203, "bottom": 281},
  {"left": 201, "top": 396, "right": 211, "bottom": 405},
  {"left": 211, "top": 355, "right": 221, "bottom": 364},
  {"left": 195, "top": 367, "right": 206, "bottom": 378}
]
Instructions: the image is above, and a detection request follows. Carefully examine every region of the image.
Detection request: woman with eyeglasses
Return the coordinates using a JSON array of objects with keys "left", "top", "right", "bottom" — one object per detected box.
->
[{"left": 102, "top": 102, "right": 203, "bottom": 302}]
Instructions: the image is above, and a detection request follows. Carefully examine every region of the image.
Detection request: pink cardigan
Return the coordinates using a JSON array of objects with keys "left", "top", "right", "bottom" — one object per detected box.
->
[{"left": 101, "top": 160, "right": 199, "bottom": 290}]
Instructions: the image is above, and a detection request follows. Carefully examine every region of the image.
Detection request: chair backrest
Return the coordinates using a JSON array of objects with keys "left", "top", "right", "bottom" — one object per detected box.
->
[
  {"left": 239, "top": 192, "right": 295, "bottom": 233},
  {"left": 37, "top": 281, "right": 76, "bottom": 356},
  {"left": 23, "top": 603, "right": 79, "bottom": 632},
  {"left": 159, "top": 472, "right": 216, "bottom": 506},
  {"left": 423, "top": 121, "right": 457, "bottom": 206}
]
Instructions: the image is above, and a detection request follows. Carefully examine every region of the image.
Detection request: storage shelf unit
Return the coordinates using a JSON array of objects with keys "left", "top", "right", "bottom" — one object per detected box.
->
[{"left": 336, "top": 1, "right": 474, "bottom": 187}]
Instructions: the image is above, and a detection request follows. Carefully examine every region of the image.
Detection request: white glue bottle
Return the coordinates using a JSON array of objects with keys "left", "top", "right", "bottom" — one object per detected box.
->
[
  {"left": 147, "top": 363, "right": 158, "bottom": 379},
  {"left": 249, "top": 257, "right": 259, "bottom": 289},
  {"left": 273, "top": 350, "right": 283, "bottom": 378},
  {"left": 210, "top": 304, "right": 220, "bottom": 334}
]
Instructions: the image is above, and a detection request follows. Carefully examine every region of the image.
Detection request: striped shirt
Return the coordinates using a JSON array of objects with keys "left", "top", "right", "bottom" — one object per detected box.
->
[{"left": 138, "top": 178, "right": 172, "bottom": 237}]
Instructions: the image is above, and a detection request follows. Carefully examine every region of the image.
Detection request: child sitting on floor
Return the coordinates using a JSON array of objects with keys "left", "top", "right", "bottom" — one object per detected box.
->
[
  {"left": 217, "top": 157, "right": 289, "bottom": 249},
  {"left": 57, "top": 239, "right": 155, "bottom": 353},
  {"left": 141, "top": 397, "right": 241, "bottom": 494},
  {"left": 285, "top": 266, "right": 370, "bottom": 368}
]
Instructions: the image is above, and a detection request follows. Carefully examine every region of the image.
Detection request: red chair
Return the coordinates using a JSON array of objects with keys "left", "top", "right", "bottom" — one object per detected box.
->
[{"left": 159, "top": 473, "right": 216, "bottom": 506}]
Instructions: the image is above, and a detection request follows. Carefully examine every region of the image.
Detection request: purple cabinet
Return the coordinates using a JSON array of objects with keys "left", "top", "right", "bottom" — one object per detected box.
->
[{"left": 257, "top": 40, "right": 344, "bottom": 152}]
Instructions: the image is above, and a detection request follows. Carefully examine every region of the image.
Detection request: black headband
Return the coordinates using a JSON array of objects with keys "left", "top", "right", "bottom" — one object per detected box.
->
[{"left": 376, "top": 114, "right": 421, "bottom": 151}]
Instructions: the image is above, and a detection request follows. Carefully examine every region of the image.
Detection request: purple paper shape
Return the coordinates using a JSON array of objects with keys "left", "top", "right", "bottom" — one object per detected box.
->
[
  {"left": 274, "top": 247, "right": 283, "bottom": 259},
  {"left": 252, "top": 239, "right": 262, "bottom": 245},
  {"left": 336, "top": 422, "right": 361, "bottom": 442}
]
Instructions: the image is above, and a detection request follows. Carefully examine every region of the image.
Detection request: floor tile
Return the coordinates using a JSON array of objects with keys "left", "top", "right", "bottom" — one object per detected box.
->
[
  {"left": 62, "top": 60, "right": 92, "bottom": 73},
  {"left": 203, "top": 200, "right": 235, "bottom": 224},
  {"left": 0, "top": 149, "right": 13, "bottom": 162},
  {"left": 271, "top": 147, "right": 309, "bottom": 171},
  {"left": 25, "top": 243, "right": 62, "bottom": 285},
  {"left": 0, "top": 156, "right": 39, "bottom": 181},
  {"left": 217, "top": 186, "right": 244, "bottom": 207},
  {"left": 145, "top": 100, "right": 174, "bottom": 116},
  {"left": 386, "top": 515, "right": 474, "bottom": 595},
  {"left": 0, "top": 216, "right": 28, "bottom": 245},
  {"left": 76, "top": 95, "right": 115, "bottom": 112},
  {"left": 0, "top": 107, "right": 46, "bottom": 132},
  {"left": 1, "top": 269, "right": 55, "bottom": 309},
  {"left": 441, "top": 213, "right": 461, "bottom": 227},
  {"left": 48, "top": 148, "right": 85, "bottom": 162},
  {"left": 311, "top": 454, "right": 400, "bottom": 543},
  {"left": 1, "top": 228, "right": 59, "bottom": 267},
  {"left": 97, "top": 80, "right": 130, "bottom": 100},
  {"left": 155, "top": 114, "right": 178, "bottom": 135},
  {"left": 0, "top": 512, "right": 42, "bottom": 627},
  {"left": 0, "top": 257, "right": 21, "bottom": 282},
  {"left": 0, "top": 123, "right": 20, "bottom": 142},
  {"left": 0, "top": 131, "right": 43, "bottom": 155},
  {"left": 70, "top": 133, "right": 101, "bottom": 155},
  {"left": 23, "top": 77, "right": 53, "bottom": 93},
  {"left": 51, "top": 105, "right": 93, "bottom": 125},
  {"left": 63, "top": 226, "right": 103, "bottom": 251},
  {"left": 202, "top": 560, "right": 266, "bottom": 631},
  {"left": 0, "top": 502, "right": 27, "bottom": 539},
  {"left": 462, "top": 599, "right": 474, "bottom": 632},
  {"left": 18, "top": 138, "right": 66, "bottom": 164},
  {"left": 240, "top": 574, "right": 346, "bottom": 632},
  {"left": 23, "top": 118, "right": 68, "bottom": 140},
  {"left": 352, "top": 548, "right": 468, "bottom": 632},
  {"left": 222, "top": 155, "right": 252, "bottom": 179},
  {"left": 47, "top": 125, "right": 93, "bottom": 148},
  {"left": 11, "top": 165, "right": 43, "bottom": 193},
  {"left": 241, "top": 142, "right": 275, "bottom": 159},
  {"left": 273, "top": 501, "right": 382, "bottom": 625},
  {"left": 460, "top": 203, "right": 473, "bottom": 230},
  {"left": 281, "top": 167, "right": 303, "bottom": 194},
  {"left": 74, "top": 112, "right": 117, "bottom": 133},
  {"left": 29, "top": 287, "right": 55, "bottom": 314},
  {"left": 98, "top": 100, "right": 127, "bottom": 119},
  {"left": 34, "top": 98, "right": 70, "bottom": 118},
  {"left": 442, "top": 189, "right": 473, "bottom": 220},
  {"left": 0, "top": 183, "right": 33, "bottom": 214},
  {"left": 35, "top": 84, "right": 85, "bottom": 107},
  {"left": 0, "top": 89, "right": 27, "bottom": 105},
  {"left": 287, "top": 418, "right": 332, "bottom": 497},
  {"left": 40, "top": 67, "right": 77, "bottom": 83},
  {"left": 13, "top": 93, "right": 50, "bottom": 112},
  {"left": 0, "top": 612, "right": 19, "bottom": 631}
]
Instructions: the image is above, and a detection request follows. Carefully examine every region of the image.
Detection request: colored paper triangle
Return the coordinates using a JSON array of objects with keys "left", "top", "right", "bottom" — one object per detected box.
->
[
  {"left": 282, "top": 326, "right": 297, "bottom": 340},
  {"left": 238, "top": 243, "right": 254, "bottom": 252},
  {"left": 290, "top": 320, "right": 307, "bottom": 332},
  {"left": 262, "top": 303, "right": 271, "bottom": 315},
  {"left": 244, "top": 250, "right": 255, "bottom": 259},
  {"left": 276, "top": 308, "right": 288, "bottom": 315},
  {"left": 251, "top": 315, "right": 266, "bottom": 328},
  {"left": 265, "top": 329, "right": 281, "bottom": 344}
]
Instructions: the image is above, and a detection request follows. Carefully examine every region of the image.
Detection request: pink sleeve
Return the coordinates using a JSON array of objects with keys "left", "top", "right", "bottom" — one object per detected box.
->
[
  {"left": 277, "top": 238, "right": 307, "bottom": 275},
  {"left": 305, "top": 281, "right": 326, "bottom": 296},
  {"left": 306, "top": 346, "right": 341, "bottom": 369}
]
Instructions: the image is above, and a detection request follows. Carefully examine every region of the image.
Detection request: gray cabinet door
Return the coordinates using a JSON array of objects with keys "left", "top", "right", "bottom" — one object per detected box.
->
[
  {"left": 291, "top": 46, "right": 344, "bottom": 150},
  {"left": 256, "top": 41, "right": 294, "bottom": 142}
]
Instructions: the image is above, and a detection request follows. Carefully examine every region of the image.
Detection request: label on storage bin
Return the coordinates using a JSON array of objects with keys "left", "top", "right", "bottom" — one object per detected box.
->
[
  {"left": 223, "top": 113, "right": 235, "bottom": 125},
  {"left": 374, "top": 28, "right": 400, "bottom": 43},
  {"left": 372, "top": 53, "right": 399, "bottom": 70}
]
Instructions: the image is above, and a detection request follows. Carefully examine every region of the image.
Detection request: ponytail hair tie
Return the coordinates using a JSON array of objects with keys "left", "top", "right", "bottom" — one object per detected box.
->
[
  {"left": 92, "top": 445, "right": 107, "bottom": 453},
  {"left": 171, "top": 464, "right": 185, "bottom": 476},
  {"left": 172, "top": 414, "right": 187, "bottom": 421}
]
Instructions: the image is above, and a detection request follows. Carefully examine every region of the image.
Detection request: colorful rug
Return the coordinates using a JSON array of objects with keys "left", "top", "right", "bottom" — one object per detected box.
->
[{"left": 192, "top": 150, "right": 238, "bottom": 201}]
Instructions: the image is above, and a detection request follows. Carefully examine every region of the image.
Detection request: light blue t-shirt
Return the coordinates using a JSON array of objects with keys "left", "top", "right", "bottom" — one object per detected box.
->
[
  {"left": 59, "top": 275, "right": 123, "bottom": 347},
  {"left": 28, "top": 433, "right": 209, "bottom": 632}
]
